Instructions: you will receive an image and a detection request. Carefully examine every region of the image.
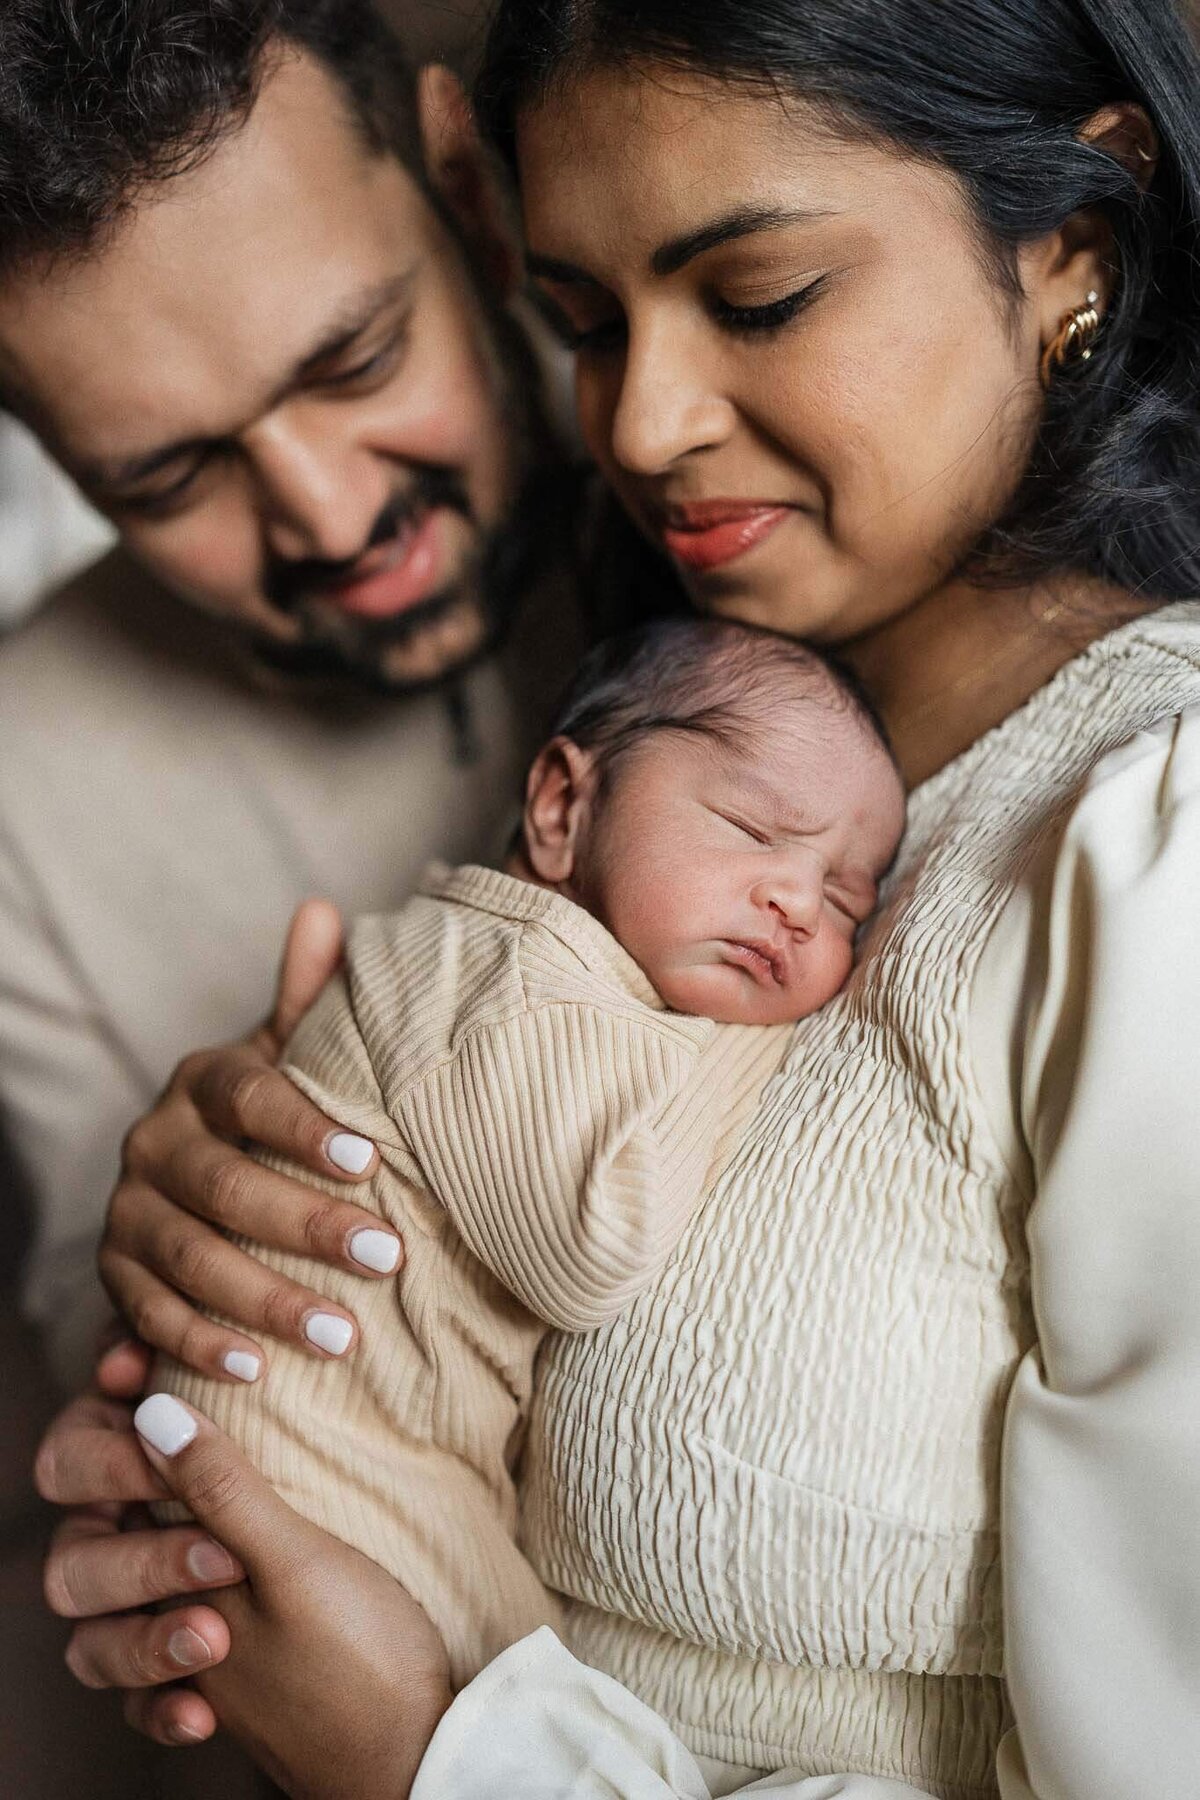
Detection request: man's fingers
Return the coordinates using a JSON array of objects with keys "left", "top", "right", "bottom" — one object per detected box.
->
[
  {"left": 134, "top": 1397, "right": 323, "bottom": 1589},
  {"left": 45, "top": 1514, "right": 244, "bottom": 1619},
  {"left": 93, "top": 1335, "right": 153, "bottom": 1398},
  {"left": 273, "top": 898, "right": 345, "bottom": 1045},
  {"left": 123, "top": 1685, "right": 219, "bottom": 1747},
  {"left": 34, "top": 1402, "right": 168, "bottom": 1506},
  {"left": 188, "top": 1046, "right": 376, "bottom": 1183},
  {"left": 64, "top": 1604, "right": 231, "bottom": 1691}
]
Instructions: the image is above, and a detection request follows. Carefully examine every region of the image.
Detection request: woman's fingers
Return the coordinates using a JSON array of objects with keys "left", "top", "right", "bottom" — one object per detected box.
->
[
  {"left": 64, "top": 1603, "right": 231, "bottom": 1690},
  {"left": 100, "top": 1228, "right": 360, "bottom": 1372},
  {"left": 44, "top": 1512, "right": 244, "bottom": 1618},
  {"left": 133, "top": 1395, "right": 320, "bottom": 1589},
  {"left": 116, "top": 1131, "right": 398, "bottom": 1281},
  {"left": 123, "top": 1684, "right": 219, "bottom": 1748},
  {"left": 34, "top": 1394, "right": 169, "bottom": 1507},
  {"left": 182, "top": 1045, "right": 377, "bottom": 1183}
]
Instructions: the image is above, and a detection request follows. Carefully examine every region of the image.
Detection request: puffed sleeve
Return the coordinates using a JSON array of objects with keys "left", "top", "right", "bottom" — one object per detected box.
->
[
  {"left": 992, "top": 707, "right": 1200, "bottom": 1798},
  {"left": 409, "top": 710, "right": 1200, "bottom": 1800}
]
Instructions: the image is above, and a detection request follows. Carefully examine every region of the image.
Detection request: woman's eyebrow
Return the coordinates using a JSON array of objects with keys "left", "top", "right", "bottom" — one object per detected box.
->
[
  {"left": 649, "top": 205, "right": 836, "bottom": 277},
  {"left": 527, "top": 205, "right": 834, "bottom": 288}
]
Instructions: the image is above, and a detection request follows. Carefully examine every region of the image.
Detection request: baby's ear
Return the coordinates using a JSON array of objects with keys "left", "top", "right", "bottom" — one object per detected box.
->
[{"left": 523, "top": 737, "right": 597, "bottom": 885}]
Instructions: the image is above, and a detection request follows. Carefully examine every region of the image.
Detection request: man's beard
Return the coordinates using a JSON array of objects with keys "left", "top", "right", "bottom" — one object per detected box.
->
[
  {"left": 251, "top": 301, "right": 563, "bottom": 699},
  {"left": 252, "top": 464, "right": 492, "bottom": 695}
]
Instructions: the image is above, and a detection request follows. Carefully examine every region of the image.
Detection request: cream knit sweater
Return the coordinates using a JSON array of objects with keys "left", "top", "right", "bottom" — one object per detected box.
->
[{"left": 158, "top": 863, "right": 788, "bottom": 1688}]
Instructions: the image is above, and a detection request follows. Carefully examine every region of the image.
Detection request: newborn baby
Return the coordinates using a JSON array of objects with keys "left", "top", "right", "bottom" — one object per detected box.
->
[{"left": 156, "top": 616, "right": 905, "bottom": 1687}]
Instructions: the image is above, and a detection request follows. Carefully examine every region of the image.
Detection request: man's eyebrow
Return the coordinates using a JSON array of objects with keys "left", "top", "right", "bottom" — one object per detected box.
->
[
  {"left": 78, "top": 270, "right": 417, "bottom": 490},
  {"left": 527, "top": 205, "right": 831, "bottom": 290}
]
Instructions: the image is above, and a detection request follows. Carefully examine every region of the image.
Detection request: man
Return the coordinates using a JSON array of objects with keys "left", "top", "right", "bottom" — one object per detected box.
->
[{"left": 0, "top": 0, "right": 584, "bottom": 1383}]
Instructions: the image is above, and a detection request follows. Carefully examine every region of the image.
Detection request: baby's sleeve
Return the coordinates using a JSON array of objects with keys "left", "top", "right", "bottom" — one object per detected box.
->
[{"left": 400, "top": 1001, "right": 742, "bottom": 1332}]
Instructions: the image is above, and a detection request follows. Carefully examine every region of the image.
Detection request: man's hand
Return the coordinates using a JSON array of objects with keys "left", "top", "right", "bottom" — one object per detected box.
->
[{"left": 98, "top": 900, "right": 404, "bottom": 1380}]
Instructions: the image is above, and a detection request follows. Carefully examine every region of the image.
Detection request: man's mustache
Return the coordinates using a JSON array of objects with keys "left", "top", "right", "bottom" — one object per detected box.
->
[{"left": 265, "top": 464, "right": 473, "bottom": 614}]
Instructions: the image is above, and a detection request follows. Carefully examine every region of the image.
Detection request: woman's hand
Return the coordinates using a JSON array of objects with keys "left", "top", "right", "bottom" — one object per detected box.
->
[
  {"left": 36, "top": 1386, "right": 242, "bottom": 1746},
  {"left": 38, "top": 1383, "right": 452, "bottom": 1794},
  {"left": 130, "top": 1393, "right": 452, "bottom": 1798},
  {"left": 97, "top": 900, "right": 405, "bottom": 1381}
]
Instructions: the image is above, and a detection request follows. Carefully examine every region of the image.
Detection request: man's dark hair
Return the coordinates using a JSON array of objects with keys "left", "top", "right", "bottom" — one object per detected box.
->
[
  {"left": 0, "top": 0, "right": 423, "bottom": 276},
  {"left": 478, "top": 0, "right": 1200, "bottom": 605},
  {"left": 546, "top": 615, "right": 894, "bottom": 794}
]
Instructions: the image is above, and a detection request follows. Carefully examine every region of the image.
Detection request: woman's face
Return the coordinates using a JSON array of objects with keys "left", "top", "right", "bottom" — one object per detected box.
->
[{"left": 517, "top": 67, "right": 1057, "bottom": 646}]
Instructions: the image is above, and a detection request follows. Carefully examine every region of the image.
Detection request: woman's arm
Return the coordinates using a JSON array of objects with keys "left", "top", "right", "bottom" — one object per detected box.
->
[{"left": 993, "top": 710, "right": 1200, "bottom": 1797}]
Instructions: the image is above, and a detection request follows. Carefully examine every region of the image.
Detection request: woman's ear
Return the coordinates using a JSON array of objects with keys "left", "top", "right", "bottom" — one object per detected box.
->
[
  {"left": 1022, "top": 103, "right": 1159, "bottom": 366},
  {"left": 417, "top": 64, "right": 521, "bottom": 296},
  {"left": 522, "top": 737, "right": 598, "bottom": 886},
  {"left": 1079, "top": 102, "right": 1160, "bottom": 195}
]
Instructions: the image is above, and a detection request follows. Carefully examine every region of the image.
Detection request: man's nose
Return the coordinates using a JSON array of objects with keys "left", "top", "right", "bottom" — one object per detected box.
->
[
  {"left": 607, "top": 318, "right": 737, "bottom": 476},
  {"left": 753, "top": 872, "right": 823, "bottom": 938},
  {"left": 245, "top": 412, "right": 389, "bottom": 565}
]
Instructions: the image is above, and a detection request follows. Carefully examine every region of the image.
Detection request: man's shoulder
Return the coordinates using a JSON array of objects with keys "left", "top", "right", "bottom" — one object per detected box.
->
[{"left": 0, "top": 549, "right": 236, "bottom": 723}]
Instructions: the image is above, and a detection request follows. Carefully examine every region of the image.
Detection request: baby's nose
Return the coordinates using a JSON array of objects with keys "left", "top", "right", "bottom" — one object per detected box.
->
[{"left": 755, "top": 878, "right": 822, "bottom": 936}]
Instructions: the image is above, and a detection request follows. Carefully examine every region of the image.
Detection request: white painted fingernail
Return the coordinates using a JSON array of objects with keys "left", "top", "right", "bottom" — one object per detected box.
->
[
  {"left": 327, "top": 1132, "right": 374, "bottom": 1175},
  {"left": 349, "top": 1228, "right": 401, "bottom": 1274},
  {"left": 304, "top": 1313, "right": 354, "bottom": 1356},
  {"left": 222, "top": 1350, "right": 262, "bottom": 1383},
  {"left": 134, "top": 1393, "right": 198, "bottom": 1458}
]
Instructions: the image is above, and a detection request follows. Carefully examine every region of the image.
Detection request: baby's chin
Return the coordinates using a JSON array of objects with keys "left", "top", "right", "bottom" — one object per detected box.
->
[{"left": 651, "top": 960, "right": 841, "bottom": 1026}]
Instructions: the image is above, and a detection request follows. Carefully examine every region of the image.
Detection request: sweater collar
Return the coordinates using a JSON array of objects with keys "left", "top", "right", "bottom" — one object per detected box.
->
[{"left": 419, "top": 862, "right": 666, "bottom": 1011}]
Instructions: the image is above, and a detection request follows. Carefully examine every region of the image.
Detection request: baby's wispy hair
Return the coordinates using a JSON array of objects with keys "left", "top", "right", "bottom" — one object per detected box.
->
[{"left": 546, "top": 615, "right": 892, "bottom": 793}]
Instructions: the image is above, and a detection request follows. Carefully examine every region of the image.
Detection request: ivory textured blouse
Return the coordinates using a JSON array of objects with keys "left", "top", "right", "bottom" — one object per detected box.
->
[{"left": 410, "top": 604, "right": 1200, "bottom": 1800}]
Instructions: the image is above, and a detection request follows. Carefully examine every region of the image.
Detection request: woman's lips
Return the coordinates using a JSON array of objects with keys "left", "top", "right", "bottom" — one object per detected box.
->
[
  {"left": 659, "top": 502, "right": 791, "bottom": 572},
  {"left": 323, "top": 508, "right": 445, "bottom": 620}
]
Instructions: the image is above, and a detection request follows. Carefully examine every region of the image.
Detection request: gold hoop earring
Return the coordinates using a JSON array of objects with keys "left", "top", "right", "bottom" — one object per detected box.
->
[{"left": 1040, "top": 291, "right": 1103, "bottom": 390}]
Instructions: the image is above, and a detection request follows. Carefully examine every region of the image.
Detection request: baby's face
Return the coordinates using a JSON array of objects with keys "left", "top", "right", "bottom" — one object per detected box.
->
[{"left": 575, "top": 712, "right": 905, "bottom": 1024}]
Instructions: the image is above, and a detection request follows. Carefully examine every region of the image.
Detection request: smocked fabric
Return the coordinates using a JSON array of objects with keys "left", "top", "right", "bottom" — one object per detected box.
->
[{"left": 517, "top": 605, "right": 1200, "bottom": 1797}]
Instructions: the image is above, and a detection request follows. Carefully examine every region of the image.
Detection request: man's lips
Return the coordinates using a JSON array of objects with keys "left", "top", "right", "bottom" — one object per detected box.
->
[
  {"left": 658, "top": 502, "right": 791, "bottom": 572},
  {"left": 321, "top": 508, "right": 445, "bottom": 620},
  {"left": 721, "top": 938, "right": 788, "bottom": 988}
]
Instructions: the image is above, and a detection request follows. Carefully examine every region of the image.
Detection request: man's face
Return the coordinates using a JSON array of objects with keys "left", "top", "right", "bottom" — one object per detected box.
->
[{"left": 0, "top": 51, "right": 532, "bottom": 690}]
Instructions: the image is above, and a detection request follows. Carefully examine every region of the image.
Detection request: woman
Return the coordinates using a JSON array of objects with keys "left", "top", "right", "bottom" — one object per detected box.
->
[{"left": 40, "top": 0, "right": 1200, "bottom": 1794}]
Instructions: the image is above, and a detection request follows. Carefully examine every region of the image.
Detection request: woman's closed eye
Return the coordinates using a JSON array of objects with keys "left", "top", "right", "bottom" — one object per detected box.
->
[
  {"left": 709, "top": 274, "right": 828, "bottom": 338},
  {"left": 537, "top": 273, "right": 828, "bottom": 354}
]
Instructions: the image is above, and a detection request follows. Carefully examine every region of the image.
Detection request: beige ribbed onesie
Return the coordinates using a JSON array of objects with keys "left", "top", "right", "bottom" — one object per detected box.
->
[{"left": 158, "top": 862, "right": 788, "bottom": 1687}]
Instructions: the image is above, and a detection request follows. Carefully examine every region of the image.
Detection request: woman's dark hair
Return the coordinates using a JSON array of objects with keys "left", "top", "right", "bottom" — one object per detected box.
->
[
  {"left": 0, "top": 0, "right": 423, "bottom": 277},
  {"left": 477, "top": 0, "right": 1200, "bottom": 602}
]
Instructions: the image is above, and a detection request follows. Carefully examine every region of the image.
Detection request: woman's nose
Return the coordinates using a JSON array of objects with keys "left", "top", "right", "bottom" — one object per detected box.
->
[
  {"left": 246, "top": 413, "right": 389, "bottom": 566},
  {"left": 606, "top": 321, "right": 737, "bottom": 475}
]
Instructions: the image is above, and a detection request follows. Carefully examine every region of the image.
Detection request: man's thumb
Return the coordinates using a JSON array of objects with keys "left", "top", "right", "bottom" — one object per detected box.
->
[{"left": 272, "top": 898, "right": 345, "bottom": 1047}]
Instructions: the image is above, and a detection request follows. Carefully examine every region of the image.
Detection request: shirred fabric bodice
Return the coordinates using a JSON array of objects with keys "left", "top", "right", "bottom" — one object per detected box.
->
[{"left": 519, "top": 604, "right": 1200, "bottom": 1799}]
